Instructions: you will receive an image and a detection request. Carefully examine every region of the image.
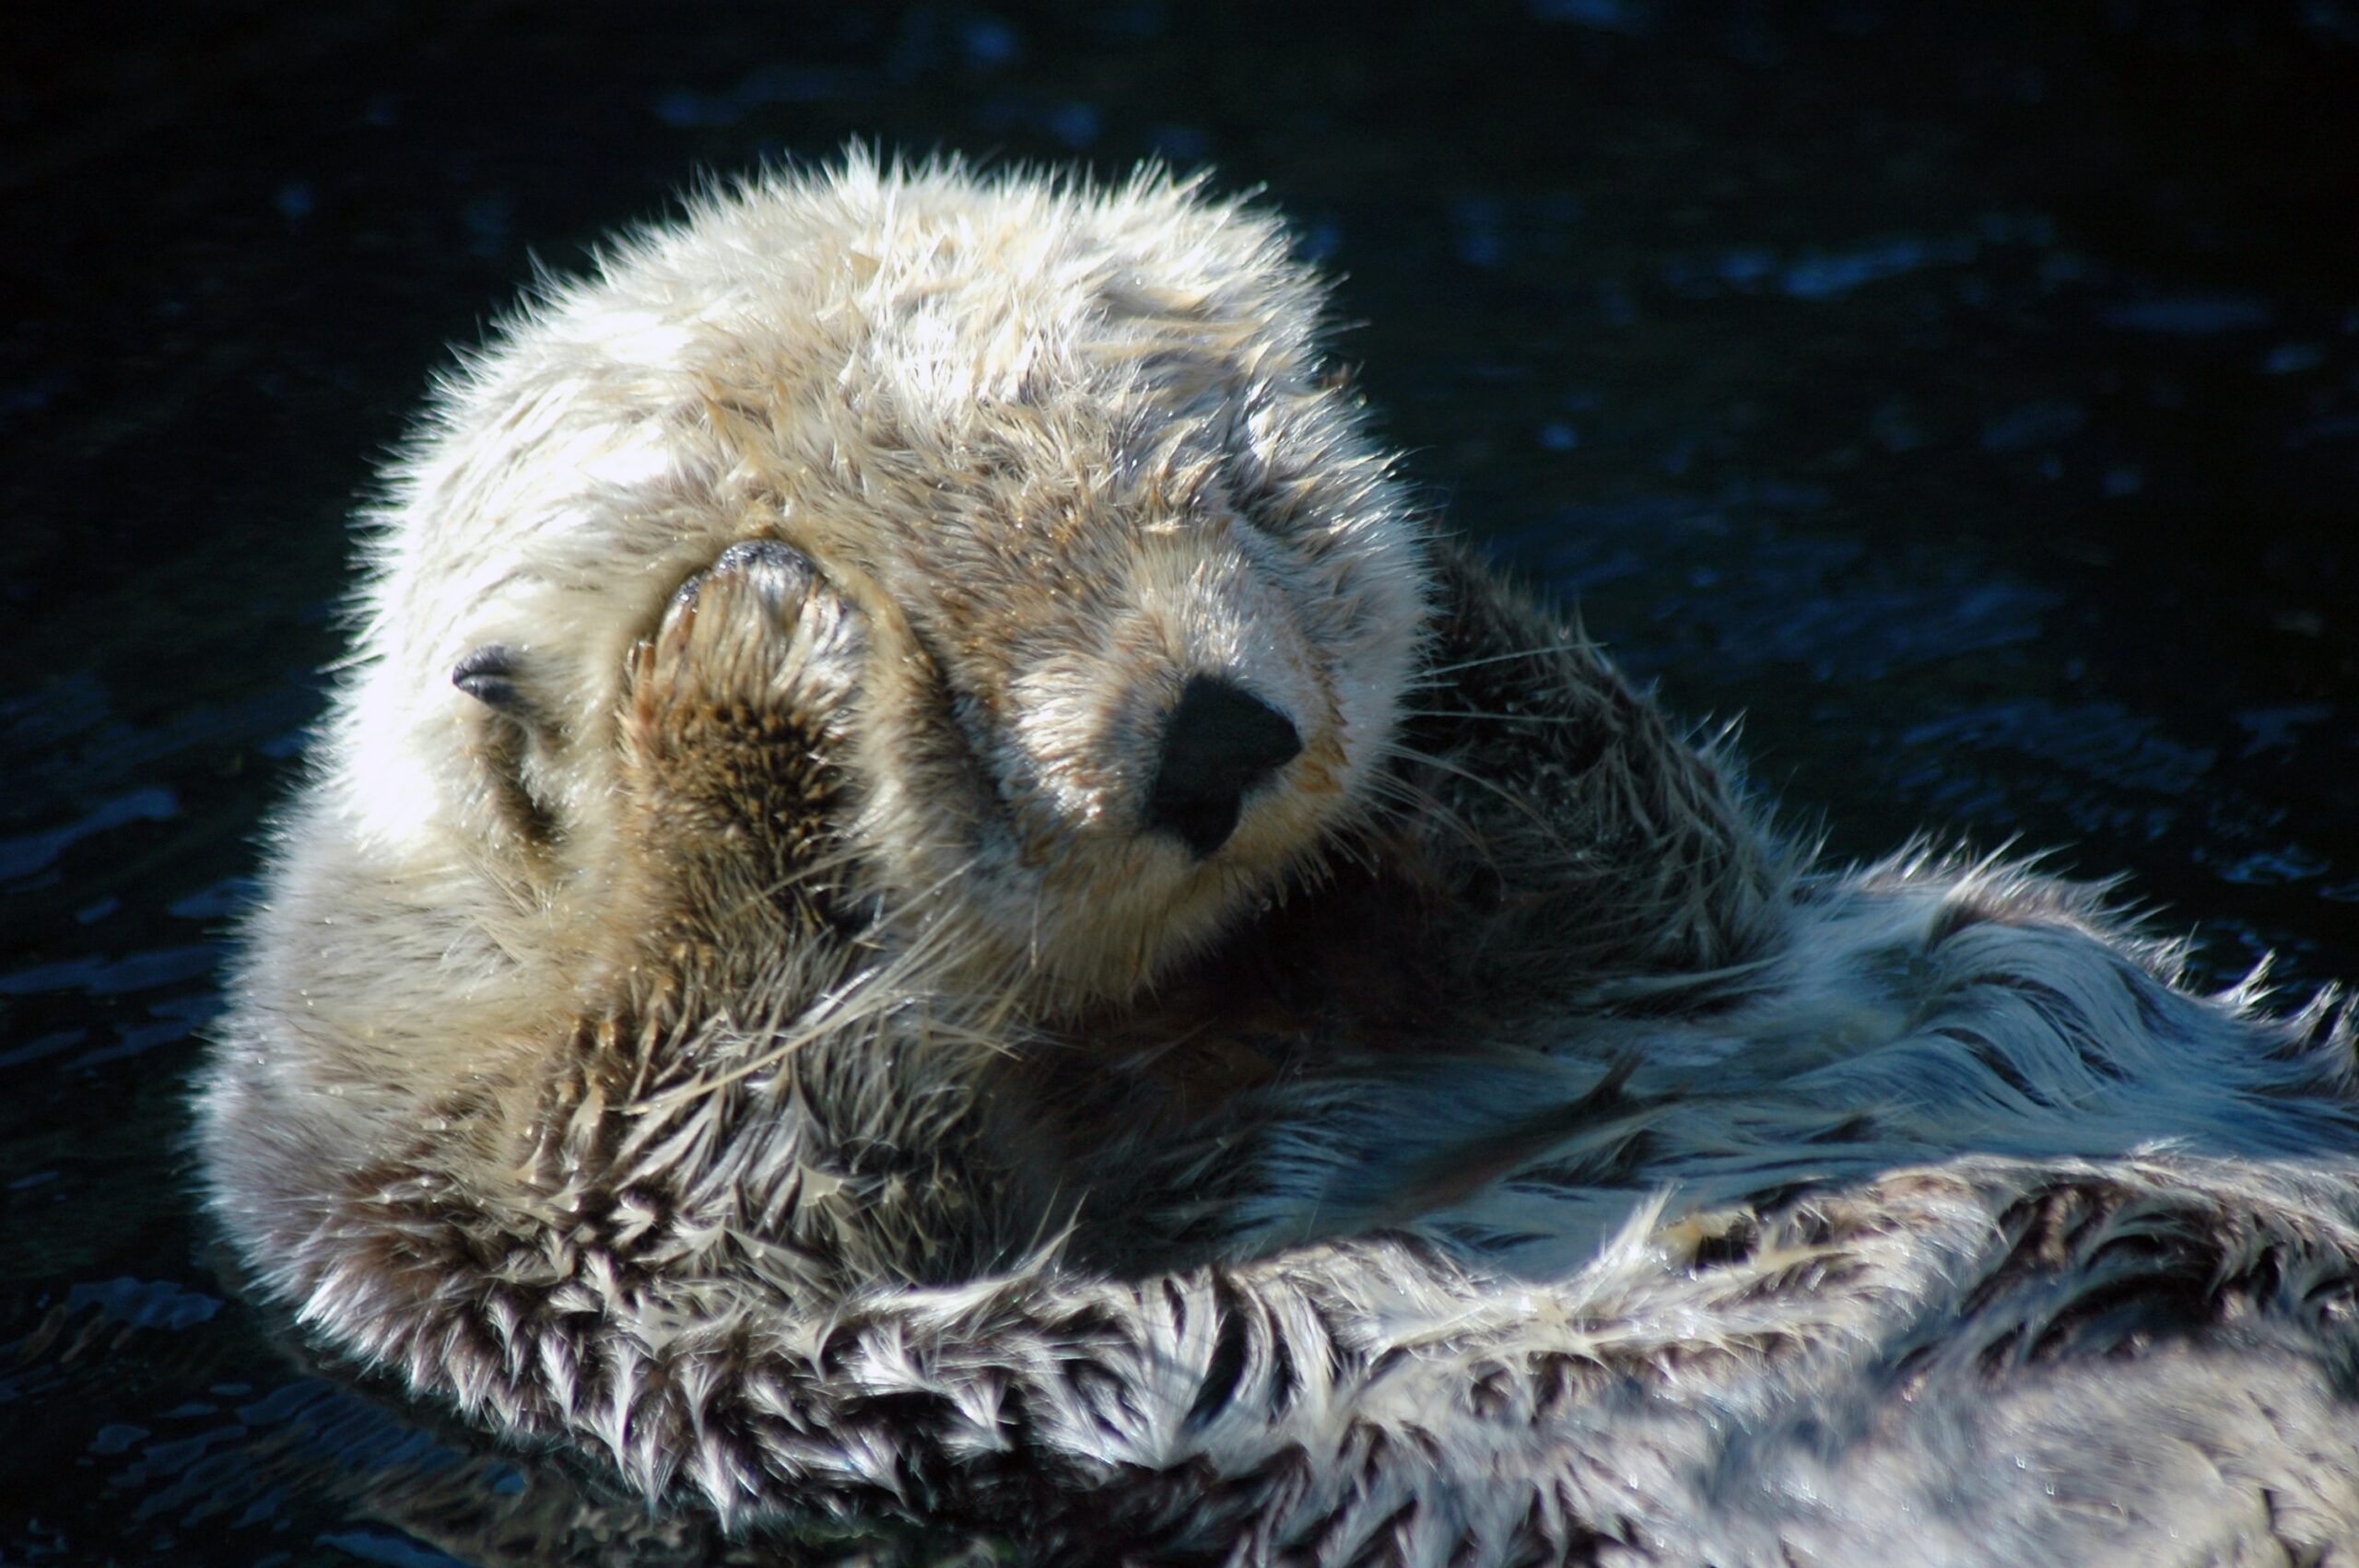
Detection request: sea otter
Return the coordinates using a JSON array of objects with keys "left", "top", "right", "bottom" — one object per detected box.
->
[{"left": 199, "top": 157, "right": 2359, "bottom": 1565}]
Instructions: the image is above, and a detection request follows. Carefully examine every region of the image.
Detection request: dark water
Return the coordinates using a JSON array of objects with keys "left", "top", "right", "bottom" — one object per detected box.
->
[{"left": 4, "top": 3, "right": 2354, "bottom": 1562}]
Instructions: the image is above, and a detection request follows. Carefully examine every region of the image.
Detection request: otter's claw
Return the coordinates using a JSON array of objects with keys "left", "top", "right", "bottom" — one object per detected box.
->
[{"left": 634, "top": 540, "right": 864, "bottom": 729}]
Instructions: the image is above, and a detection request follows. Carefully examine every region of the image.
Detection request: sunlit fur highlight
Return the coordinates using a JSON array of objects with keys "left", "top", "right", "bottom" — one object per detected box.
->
[{"left": 201, "top": 158, "right": 2359, "bottom": 1566}]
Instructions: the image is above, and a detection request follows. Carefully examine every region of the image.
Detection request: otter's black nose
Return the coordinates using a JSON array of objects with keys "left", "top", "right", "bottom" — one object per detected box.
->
[{"left": 1144, "top": 674, "right": 1302, "bottom": 858}]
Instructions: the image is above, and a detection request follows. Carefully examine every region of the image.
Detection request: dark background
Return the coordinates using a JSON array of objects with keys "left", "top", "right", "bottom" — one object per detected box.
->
[{"left": 3, "top": 3, "right": 2354, "bottom": 1562}]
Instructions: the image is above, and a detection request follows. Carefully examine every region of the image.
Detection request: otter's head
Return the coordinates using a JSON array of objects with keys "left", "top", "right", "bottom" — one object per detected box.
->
[
  {"left": 395, "top": 161, "right": 1427, "bottom": 1015},
  {"left": 730, "top": 170, "right": 1426, "bottom": 1010}
]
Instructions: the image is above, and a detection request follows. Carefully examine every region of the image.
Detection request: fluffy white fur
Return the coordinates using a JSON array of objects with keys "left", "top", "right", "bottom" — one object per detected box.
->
[{"left": 199, "top": 157, "right": 2359, "bottom": 1566}]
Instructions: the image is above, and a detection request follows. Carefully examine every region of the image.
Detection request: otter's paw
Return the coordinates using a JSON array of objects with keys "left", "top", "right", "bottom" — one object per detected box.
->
[{"left": 621, "top": 539, "right": 866, "bottom": 887}]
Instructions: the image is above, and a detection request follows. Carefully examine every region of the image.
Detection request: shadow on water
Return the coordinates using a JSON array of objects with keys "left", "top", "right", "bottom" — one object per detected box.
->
[{"left": 2, "top": 1, "right": 2353, "bottom": 1561}]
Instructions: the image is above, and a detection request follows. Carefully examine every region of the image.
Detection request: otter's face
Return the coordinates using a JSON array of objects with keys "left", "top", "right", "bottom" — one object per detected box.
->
[{"left": 797, "top": 393, "right": 1424, "bottom": 1011}]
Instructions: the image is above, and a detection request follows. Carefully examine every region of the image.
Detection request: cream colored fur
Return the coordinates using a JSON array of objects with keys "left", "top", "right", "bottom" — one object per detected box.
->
[{"left": 199, "top": 157, "right": 2359, "bottom": 1566}]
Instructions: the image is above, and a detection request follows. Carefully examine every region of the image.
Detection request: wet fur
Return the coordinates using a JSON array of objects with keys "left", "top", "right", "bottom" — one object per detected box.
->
[{"left": 200, "top": 158, "right": 2359, "bottom": 1565}]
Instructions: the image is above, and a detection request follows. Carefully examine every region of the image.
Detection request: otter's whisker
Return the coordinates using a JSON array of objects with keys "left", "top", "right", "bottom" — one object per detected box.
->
[
  {"left": 1402, "top": 708, "right": 1598, "bottom": 726},
  {"left": 1412, "top": 638, "right": 1596, "bottom": 680}
]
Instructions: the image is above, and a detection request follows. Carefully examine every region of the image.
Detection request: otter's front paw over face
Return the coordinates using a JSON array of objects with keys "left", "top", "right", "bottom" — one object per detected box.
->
[{"left": 619, "top": 539, "right": 868, "bottom": 930}]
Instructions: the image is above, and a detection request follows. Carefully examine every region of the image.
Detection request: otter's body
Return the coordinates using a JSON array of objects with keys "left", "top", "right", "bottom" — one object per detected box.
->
[{"left": 201, "top": 160, "right": 2359, "bottom": 1565}]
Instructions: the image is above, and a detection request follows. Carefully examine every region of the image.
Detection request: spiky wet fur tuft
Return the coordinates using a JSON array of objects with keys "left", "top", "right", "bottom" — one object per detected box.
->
[{"left": 200, "top": 158, "right": 2359, "bottom": 1565}]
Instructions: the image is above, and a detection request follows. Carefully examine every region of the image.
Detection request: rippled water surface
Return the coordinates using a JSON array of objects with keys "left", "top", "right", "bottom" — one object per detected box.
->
[{"left": 5, "top": 3, "right": 2354, "bottom": 1562}]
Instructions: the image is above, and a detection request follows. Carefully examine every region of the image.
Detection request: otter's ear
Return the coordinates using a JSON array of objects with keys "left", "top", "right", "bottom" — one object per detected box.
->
[
  {"left": 452, "top": 643, "right": 559, "bottom": 846},
  {"left": 453, "top": 644, "right": 532, "bottom": 719}
]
